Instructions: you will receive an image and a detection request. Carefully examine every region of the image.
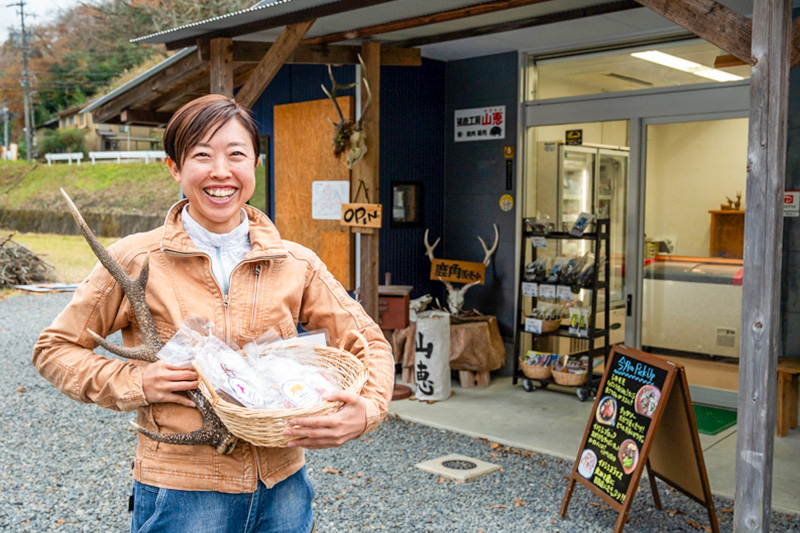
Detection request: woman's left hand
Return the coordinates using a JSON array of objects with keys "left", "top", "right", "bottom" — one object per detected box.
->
[{"left": 283, "top": 390, "right": 367, "bottom": 449}]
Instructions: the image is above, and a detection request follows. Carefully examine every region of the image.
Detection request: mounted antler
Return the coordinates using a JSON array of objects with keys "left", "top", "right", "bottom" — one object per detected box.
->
[
  {"left": 424, "top": 223, "right": 499, "bottom": 315},
  {"left": 60, "top": 189, "right": 238, "bottom": 455},
  {"left": 321, "top": 54, "right": 372, "bottom": 169}
]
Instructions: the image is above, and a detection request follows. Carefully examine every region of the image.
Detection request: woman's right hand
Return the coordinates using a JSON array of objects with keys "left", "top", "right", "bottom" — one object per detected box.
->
[{"left": 142, "top": 361, "right": 198, "bottom": 407}]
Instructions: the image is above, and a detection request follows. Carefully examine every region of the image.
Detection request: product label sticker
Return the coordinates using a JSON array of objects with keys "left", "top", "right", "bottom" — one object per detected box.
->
[
  {"left": 557, "top": 285, "right": 573, "bottom": 300},
  {"left": 539, "top": 284, "right": 556, "bottom": 299},
  {"left": 530, "top": 236, "right": 547, "bottom": 248},
  {"left": 280, "top": 379, "right": 323, "bottom": 407},
  {"left": 525, "top": 317, "right": 543, "bottom": 334},
  {"left": 521, "top": 282, "right": 538, "bottom": 297},
  {"left": 225, "top": 377, "right": 267, "bottom": 409}
]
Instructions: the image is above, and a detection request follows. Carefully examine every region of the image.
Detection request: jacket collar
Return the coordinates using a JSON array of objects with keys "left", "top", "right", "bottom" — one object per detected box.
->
[{"left": 160, "top": 200, "right": 287, "bottom": 258}]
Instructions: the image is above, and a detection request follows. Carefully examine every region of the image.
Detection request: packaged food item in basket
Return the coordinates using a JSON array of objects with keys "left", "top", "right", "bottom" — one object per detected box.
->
[{"left": 157, "top": 315, "right": 216, "bottom": 368}]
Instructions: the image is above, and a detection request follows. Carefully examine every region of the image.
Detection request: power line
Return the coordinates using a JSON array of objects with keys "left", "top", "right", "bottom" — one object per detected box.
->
[{"left": 7, "top": 0, "right": 34, "bottom": 160}]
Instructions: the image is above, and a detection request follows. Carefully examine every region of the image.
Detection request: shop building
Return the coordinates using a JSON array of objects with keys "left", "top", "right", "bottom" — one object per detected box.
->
[{"left": 83, "top": 0, "right": 799, "bottom": 522}]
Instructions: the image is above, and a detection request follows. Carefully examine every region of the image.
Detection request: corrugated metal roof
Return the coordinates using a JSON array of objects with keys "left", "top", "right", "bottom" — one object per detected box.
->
[{"left": 131, "top": 0, "right": 330, "bottom": 44}]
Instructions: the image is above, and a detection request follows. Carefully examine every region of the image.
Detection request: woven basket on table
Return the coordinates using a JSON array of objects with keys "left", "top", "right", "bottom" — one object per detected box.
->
[
  {"left": 551, "top": 369, "right": 587, "bottom": 386},
  {"left": 519, "top": 359, "right": 552, "bottom": 380},
  {"left": 193, "top": 331, "right": 370, "bottom": 448}
]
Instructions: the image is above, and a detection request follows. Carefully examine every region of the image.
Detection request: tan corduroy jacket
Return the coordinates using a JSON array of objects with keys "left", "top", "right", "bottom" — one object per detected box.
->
[{"left": 33, "top": 201, "right": 394, "bottom": 493}]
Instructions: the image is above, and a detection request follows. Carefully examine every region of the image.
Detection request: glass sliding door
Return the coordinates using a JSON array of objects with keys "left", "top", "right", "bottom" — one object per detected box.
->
[{"left": 640, "top": 117, "right": 748, "bottom": 360}]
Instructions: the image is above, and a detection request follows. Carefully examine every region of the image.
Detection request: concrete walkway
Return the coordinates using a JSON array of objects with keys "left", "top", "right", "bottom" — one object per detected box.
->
[{"left": 388, "top": 376, "right": 800, "bottom": 514}]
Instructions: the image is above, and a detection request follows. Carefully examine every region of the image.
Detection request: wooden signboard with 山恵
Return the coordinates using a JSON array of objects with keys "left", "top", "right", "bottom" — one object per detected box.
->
[{"left": 559, "top": 345, "right": 719, "bottom": 533}]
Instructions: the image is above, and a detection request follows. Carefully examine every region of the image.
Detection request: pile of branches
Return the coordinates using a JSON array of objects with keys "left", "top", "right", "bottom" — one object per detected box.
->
[{"left": 0, "top": 235, "right": 58, "bottom": 287}]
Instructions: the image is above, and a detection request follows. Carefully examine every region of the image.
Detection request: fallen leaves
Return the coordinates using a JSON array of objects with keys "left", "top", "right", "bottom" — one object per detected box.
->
[
  {"left": 487, "top": 504, "right": 507, "bottom": 510},
  {"left": 514, "top": 499, "right": 526, "bottom": 507},
  {"left": 55, "top": 518, "right": 64, "bottom": 527},
  {"left": 16, "top": 386, "right": 26, "bottom": 393},
  {"left": 321, "top": 468, "right": 342, "bottom": 475}
]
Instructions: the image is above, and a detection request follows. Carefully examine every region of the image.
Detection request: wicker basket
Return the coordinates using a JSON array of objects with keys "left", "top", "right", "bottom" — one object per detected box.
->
[
  {"left": 552, "top": 369, "right": 587, "bottom": 386},
  {"left": 540, "top": 319, "right": 562, "bottom": 333},
  {"left": 193, "top": 331, "right": 370, "bottom": 448},
  {"left": 520, "top": 359, "right": 552, "bottom": 380}
]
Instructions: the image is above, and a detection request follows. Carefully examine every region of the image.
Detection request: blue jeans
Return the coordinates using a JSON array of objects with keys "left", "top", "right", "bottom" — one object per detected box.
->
[{"left": 130, "top": 467, "right": 314, "bottom": 533}]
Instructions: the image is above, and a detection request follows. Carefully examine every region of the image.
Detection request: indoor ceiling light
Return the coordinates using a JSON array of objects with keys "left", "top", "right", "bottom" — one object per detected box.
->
[{"left": 631, "top": 50, "right": 744, "bottom": 82}]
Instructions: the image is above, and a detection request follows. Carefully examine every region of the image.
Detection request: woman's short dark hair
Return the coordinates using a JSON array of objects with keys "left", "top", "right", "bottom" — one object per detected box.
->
[{"left": 163, "top": 94, "right": 260, "bottom": 169}]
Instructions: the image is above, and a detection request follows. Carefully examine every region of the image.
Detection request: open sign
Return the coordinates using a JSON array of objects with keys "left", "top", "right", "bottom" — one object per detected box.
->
[{"left": 341, "top": 203, "right": 383, "bottom": 228}]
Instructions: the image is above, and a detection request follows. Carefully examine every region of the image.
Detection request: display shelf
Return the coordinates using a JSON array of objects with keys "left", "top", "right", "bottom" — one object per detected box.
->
[{"left": 514, "top": 218, "right": 613, "bottom": 401}]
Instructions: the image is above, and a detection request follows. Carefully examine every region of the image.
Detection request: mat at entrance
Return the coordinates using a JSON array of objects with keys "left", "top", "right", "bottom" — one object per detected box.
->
[{"left": 693, "top": 404, "right": 737, "bottom": 435}]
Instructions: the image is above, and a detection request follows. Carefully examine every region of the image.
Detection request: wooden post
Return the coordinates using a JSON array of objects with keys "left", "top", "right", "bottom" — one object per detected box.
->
[
  {"left": 735, "top": 0, "right": 792, "bottom": 531},
  {"left": 352, "top": 41, "right": 380, "bottom": 321},
  {"left": 209, "top": 38, "right": 234, "bottom": 97}
]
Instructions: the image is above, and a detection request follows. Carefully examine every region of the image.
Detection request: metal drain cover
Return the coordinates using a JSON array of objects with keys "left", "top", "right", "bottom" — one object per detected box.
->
[
  {"left": 415, "top": 454, "right": 500, "bottom": 482},
  {"left": 441, "top": 460, "right": 477, "bottom": 470}
]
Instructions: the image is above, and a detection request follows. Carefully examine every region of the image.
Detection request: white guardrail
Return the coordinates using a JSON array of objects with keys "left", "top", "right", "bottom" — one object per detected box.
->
[
  {"left": 45, "top": 153, "right": 83, "bottom": 165},
  {"left": 88, "top": 151, "right": 167, "bottom": 164},
  {"left": 45, "top": 151, "right": 167, "bottom": 165}
]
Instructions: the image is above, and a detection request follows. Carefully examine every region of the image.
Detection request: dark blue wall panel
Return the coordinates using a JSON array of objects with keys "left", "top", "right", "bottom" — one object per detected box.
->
[
  {"left": 444, "top": 52, "right": 518, "bottom": 341},
  {"left": 247, "top": 60, "right": 446, "bottom": 302}
]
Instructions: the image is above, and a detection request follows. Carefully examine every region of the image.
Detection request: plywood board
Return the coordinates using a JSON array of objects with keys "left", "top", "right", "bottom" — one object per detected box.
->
[{"left": 274, "top": 97, "right": 353, "bottom": 289}]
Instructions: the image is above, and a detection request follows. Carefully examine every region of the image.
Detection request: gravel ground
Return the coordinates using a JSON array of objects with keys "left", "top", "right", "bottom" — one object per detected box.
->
[{"left": 2, "top": 292, "right": 798, "bottom": 532}]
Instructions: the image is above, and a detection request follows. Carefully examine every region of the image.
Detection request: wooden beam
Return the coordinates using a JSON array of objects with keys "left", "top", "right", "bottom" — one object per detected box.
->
[
  {"left": 198, "top": 40, "right": 421, "bottom": 66},
  {"left": 734, "top": 0, "right": 792, "bottom": 531},
  {"left": 303, "top": 0, "right": 553, "bottom": 45},
  {"left": 144, "top": 67, "right": 211, "bottom": 112},
  {"left": 392, "top": 0, "right": 641, "bottom": 48},
  {"left": 92, "top": 51, "right": 206, "bottom": 123},
  {"left": 634, "top": 0, "right": 754, "bottom": 65},
  {"left": 353, "top": 41, "right": 380, "bottom": 322},
  {"left": 235, "top": 20, "right": 315, "bottom": 110},
  {"left": 793, "top": 16, "right": 800, "bottom": 69},
  {"left": 713, "top": 54, "right": 747, "bottom": 68},
  {"left": 164, "top": 0, "right": 394, "bottom": 50},
  {"left": 120, "top": 109, "right": 173, "bottom": 126},
  {"left": 209, "top": 38, "right": 234, "bottom": 96}
]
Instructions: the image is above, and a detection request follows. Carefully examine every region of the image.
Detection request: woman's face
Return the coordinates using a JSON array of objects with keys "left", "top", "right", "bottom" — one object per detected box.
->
[{"left": 168, "top": 118, "right": 258, "bottom": 234}]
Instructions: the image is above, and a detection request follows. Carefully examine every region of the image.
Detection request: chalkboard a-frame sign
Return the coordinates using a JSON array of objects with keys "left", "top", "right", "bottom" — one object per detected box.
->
[{"left": 559, "top": 345, "right": 719, "bottom": 533}]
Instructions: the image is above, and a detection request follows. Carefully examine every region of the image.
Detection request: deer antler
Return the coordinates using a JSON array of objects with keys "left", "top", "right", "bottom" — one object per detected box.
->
[
  {"left": 322, "top": 54, "right": 372, "bottom": 168},
  {"left": 60, "top": 189, "right": 238, "bottom": 455},
  {"left": 478, "top": 223, "right": 500, "bottom": 266},
  {"left": 423, "top": 229, "right": 441, "bottom": 262}
]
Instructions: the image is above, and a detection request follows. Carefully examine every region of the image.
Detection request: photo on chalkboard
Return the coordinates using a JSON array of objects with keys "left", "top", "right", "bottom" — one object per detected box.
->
[
  {"left": 634, "top": 385, "right": 661, "bottom": 418},
  {"left": 618, "top": 440, "right": 639, "bottom": 475},
  {"left": 596, "top": 396, "right": 617, "bottom": 426},
  {"left": 578, "top": 449, "right": 597, "bottom": 479}
]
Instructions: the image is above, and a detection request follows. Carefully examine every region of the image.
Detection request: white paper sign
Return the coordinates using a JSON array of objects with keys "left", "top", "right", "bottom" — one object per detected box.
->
[
  {"left": 557, "top": 285, "right": 573, "bottom": 300},
  {"left": 312, "top": 181, "right": 350, "bottom": 220},
  {"left": 521, "top": 282, "right": 538, "bottom": 297},
  {"left": 539, "top": 284, "right": 556, "bottom": 299},
  {"left": 524, "top": 317, "right": 543, "bottom": 334},
  {"left": 530, "top": 236, "right": 547, "bottom": 248},
  {"left": 454, "top": 106, "right": 505, "bottom": 142}
]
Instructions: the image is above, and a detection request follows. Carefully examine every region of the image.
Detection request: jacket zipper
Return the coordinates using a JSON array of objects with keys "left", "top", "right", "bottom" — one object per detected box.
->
[
  {"left": 250, "top": 264, "right": 262, "bottom": 331},
  {"left": 164, "top": 250, "right": 284, "bottom": 343}
]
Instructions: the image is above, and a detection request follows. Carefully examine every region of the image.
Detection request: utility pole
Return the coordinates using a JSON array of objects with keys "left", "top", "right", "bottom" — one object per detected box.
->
[{"left": 9, "top": 0, "right": 32, "bottom": 161}]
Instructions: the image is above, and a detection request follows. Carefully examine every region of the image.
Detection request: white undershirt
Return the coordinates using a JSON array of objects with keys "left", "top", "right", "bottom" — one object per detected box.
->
[{"left": 181, "top": 205, "right": 252, "bottom": 295}]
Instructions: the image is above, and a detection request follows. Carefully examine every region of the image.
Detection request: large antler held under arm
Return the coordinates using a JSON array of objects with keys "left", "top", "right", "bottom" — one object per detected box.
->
[{"left": 60, "top": 189, "right": 238, "bottom": 455}]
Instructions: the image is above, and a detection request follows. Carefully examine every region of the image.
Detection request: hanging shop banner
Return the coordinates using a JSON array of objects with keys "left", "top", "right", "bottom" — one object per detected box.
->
[
  {"left": 429, "top": 258, "right": 485, "bottom": 285},
  {"left": 454, "top": 106, "right": 505, "bottom": 142},
  {"left": 414, "top": 311, "right": 452, "bottom": 401},
  {"left": 341, "top": 203, "right": 382, "bottom": 228},
  {"left": 559, "top": 345, "right": 719, "bottom": 533}
]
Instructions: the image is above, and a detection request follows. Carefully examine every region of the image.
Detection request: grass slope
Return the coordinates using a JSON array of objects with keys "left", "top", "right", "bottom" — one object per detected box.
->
[{"left": 0, "top": 159, "right": 269, "bottom": 215}]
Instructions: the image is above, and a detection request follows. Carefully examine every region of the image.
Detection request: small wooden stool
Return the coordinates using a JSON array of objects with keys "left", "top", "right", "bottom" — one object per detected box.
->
[
  {"left": 777, "top": 358, "right": 800, "bottom": 437},
  {"left": 458, "top": 370, "right": 491, "bottom": 388}
]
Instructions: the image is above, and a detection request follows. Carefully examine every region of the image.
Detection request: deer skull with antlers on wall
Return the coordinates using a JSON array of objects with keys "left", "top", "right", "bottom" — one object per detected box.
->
[
  {"left": 321, "top": 54, "right": 372, "bottom": 169},
  {"left": 424, "top": 224, "right": 499, "bottom": 316}
]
